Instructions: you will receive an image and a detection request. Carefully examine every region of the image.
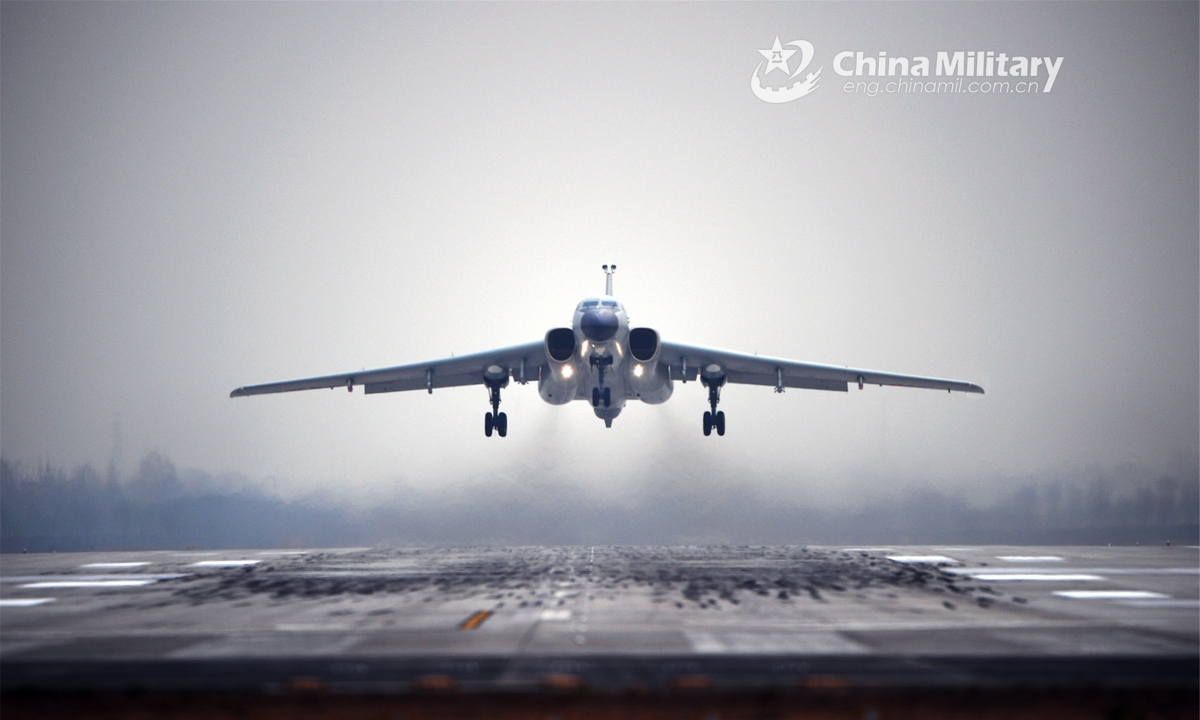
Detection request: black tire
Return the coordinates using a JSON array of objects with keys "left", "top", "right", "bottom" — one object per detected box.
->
[
  {"left": 592, "top": 387, "right": 600, "bottom": 407},
  {"left": 716, "top": 410, "right": 725, "bottom": 436},
  {"left": 497, "top": 412, "right": 508, "bottom": 437},
  {"left": 485, "top": 412, "right": 494, "bottom": 437},
  {"left": 703, "top": 410, "right": 712, "bottom": 437},
  {"left": 603, "top": 387, "right": 611, "bottom": 407}
]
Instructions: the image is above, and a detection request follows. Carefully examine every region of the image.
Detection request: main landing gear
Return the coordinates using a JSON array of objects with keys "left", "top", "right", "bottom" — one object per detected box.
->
[
  {"left": 484, "top": 378, "right": 507, "bottom": 437},
  {"left": 701, "top": 375, "right": 726, "bottom": 437}
]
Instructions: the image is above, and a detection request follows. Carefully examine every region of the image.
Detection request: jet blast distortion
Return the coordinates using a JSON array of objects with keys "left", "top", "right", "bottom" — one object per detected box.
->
[{"left": 232, "top": 267, "right": 983, "bottom": 436}]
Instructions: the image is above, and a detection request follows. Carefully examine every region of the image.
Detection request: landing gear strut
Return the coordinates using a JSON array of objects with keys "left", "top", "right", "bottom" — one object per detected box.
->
[
  {"left": 484, "top": 378, "right": 507, "bottom": 437},
  {"left": 590, "top": 355, "right": 613, "bottom": 408},
  {"left": 701, "top": 375, "right": 726, "bottom": 437}
]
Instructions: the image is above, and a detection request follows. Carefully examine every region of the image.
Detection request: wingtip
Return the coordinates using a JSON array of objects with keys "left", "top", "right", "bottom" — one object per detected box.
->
[{"left": 230, "top": 388, "right": 245, "bottom": 398}]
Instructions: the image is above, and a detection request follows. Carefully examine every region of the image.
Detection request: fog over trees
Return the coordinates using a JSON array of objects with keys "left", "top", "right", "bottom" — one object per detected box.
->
[{"left": 2, "top": 452, "right": 1196, "bottom": 552}]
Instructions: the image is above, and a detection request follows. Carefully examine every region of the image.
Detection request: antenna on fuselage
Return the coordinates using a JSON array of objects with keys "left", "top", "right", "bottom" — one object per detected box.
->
[{"left": 602, "top": 264, "right": 616, "bottom": 296}]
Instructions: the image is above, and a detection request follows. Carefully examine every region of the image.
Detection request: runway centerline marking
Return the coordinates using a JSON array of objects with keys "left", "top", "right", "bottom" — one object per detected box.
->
[
  {"left": 969, "top": 573, "right": 1105, "bottom": 582},
  {"left": 81, "top": 562, "right": 151, "bottom": 569},
  {"left": 948, "top": 567, "right": 1197, "bottom": 576},
  {"left": 0, "top": 598, "right": 56, "bottom": 607},
  {"left": 2, "top": 574, "right": 186, "bottom": 582},
  {"left": 886, "top": 555, "right": 958, "bottom": 564},
  {"left": 1054, "top": 590, "right": 1169, "bottom": 600},
  {"left": 19, "top": 579, "right": 157, "bottom": 588},
  {"left": 190, "top": 560, "right": 261, "bottom": 567}
]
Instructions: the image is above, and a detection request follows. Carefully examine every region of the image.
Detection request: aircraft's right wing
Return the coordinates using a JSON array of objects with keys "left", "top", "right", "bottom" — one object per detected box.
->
[
  {"left": 659, "top": 341, "right": 984, "bottom": 394},
  {"left": 230, "top": 341, "right": 546, "bottom": 398}
]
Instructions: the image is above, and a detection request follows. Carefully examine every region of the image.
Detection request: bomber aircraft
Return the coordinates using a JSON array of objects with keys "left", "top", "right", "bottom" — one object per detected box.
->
[{"left": 231, "top": 266, "right": 984, "bottom": 436}]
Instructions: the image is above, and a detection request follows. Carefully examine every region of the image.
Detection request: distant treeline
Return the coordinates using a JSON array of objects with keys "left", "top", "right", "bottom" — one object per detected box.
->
[{"left": 1, "top": 453, "right": 1196, "bottom": 551}]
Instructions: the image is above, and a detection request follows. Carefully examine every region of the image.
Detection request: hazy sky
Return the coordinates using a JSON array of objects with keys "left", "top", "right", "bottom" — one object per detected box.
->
[{"left": 3, "top": 2, "right": 1196, "bottom": 507}]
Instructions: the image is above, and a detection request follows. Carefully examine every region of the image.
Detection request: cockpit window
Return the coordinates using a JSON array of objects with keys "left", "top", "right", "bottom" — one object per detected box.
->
[
  {"left": 601, "top": 300, "right": 618, "bottom": 308},
  {"left": 581, "top": 300, "right": 599, "bottom": 308}
]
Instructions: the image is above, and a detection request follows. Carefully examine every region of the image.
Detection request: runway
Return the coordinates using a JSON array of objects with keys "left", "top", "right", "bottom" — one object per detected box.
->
[{"left": 2, "top": 545, "right": 1196, "bottom": 716}]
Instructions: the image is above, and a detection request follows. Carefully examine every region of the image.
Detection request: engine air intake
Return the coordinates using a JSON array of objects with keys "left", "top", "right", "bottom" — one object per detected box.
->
[
  {"left": 545, "top": 328, "right": 575, "bottom": 362},
  {"left": 629, "top": 328, "right": 660, "bottom": 363}
]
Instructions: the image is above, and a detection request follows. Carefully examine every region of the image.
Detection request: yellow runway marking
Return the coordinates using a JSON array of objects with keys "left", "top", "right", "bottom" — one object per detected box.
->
[{"left": 459, "top": 610, "right": 492, "bottom": 630}]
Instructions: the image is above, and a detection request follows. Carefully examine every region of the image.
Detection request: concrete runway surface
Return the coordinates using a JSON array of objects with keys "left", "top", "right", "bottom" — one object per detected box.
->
[{"left": 2, "top": 545, "right": 1196, "bottom": 718}]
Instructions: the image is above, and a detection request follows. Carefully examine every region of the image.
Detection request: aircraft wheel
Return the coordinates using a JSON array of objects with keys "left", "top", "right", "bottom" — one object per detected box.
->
[
  {"left": 716, "top": 410, "right": 725, "bottom": 436},
  {"left": 592, "top": 387, "right": 600, "bottom": 407},
  {"left": 485, "top": 412, "right": 494, "bottom": 437},
  {"left": 496, "top": 412, "right": 508, "bottom": 437},
  {"left": 603, "top": 387, "right": 611, "bottom": 408},
  {"left": 703, "top": 410, "right": 712, "bottom": 437}
]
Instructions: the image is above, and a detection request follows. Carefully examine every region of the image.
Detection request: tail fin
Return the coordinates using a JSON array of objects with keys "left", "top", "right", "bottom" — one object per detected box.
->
[{"left": 602, "top": 264, "right": 616, "bottom": 296}]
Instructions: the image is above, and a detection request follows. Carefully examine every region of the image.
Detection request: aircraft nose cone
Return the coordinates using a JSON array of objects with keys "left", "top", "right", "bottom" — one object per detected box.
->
[{"left": 581, "top": 308, "right": 618, "bottom": 342}]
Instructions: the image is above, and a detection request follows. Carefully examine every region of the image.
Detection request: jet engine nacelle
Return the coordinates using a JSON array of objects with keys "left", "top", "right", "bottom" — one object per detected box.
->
[
  {"left": 626, "top": 327, "right": 673, "bottom": 404},
  {"left": 539, "top": 327, "right": 579, "bottom": 405}
]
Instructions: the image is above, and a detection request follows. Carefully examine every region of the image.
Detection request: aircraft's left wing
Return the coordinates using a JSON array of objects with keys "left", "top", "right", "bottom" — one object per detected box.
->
[
  {"left": 230, "top": 341, "right": 546, "bottom": 397},
  {"left": 660, "top": 341, "right": 984, "bottom": 394}
]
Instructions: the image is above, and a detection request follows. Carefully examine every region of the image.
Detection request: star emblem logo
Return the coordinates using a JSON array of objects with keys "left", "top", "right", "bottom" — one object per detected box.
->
[
  {"left": 758, "top": 37, "right": 797, "bottom": 75},
  {"left": 751, "top": 35, "right": 822, "bottom": 104}
]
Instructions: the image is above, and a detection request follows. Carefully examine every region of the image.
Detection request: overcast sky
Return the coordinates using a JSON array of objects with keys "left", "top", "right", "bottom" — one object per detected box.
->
[{"left": 3, "top": 2, "right": 1196, "bottom": 508}]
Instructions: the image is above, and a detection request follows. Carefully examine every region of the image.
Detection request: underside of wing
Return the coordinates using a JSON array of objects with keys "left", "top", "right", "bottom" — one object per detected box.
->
[
  {"left": 230, "top": 341, "right": 547, "bottom": 398},
  {"left": 659, "top": 341, "right": 984, "bottom": 394}
]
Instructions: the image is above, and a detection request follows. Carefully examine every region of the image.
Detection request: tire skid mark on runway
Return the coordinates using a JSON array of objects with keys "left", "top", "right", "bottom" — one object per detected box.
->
[{"left": 162, "top": 546, "right": 1009, "bottom": 613}]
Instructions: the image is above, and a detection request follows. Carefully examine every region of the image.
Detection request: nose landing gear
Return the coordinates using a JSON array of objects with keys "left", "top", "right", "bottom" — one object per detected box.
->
[
  {"left": 484, "top": 377, "right": 508, "bottom": 437},
  {"left": 589, "top": 355, "right": 613, "bottom": 408},
  {"left": 701, "top": 374, "right": 726, "bottom": 437}
]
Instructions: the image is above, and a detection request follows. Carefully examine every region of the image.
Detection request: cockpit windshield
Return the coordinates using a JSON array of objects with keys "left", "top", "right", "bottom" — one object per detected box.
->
[{"left": 578, "top": 299, "right": 621, "bottom": 312}]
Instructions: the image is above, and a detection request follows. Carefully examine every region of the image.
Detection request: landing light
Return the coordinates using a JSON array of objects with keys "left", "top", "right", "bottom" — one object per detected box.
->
[
  {"left": 562, "top": 365, "right": 573, "bottom": 378},
  {"left": 581, "top": 340, "right": 589, "bottom": 354},
  {"left": 633, "top": 364, "right": 643, "bottom": 378}
]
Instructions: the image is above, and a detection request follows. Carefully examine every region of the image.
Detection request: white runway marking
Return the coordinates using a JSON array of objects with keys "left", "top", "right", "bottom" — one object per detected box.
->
[
  {"left": 1115, "top": 599, "right": 1199, "bottom": 607},
  {"left": 0, "top": 598, "right": 56, "bottom": 607},
  {"left": 20, "top": 579, "right": 157, "bottom": 589},
  {"left": 190, "top": 560, "right": 261, "bottom": 567},
  {"left": 686, "top": 631, "right": 869, "bottom": 654},
  {"left": 949, "top": 567, "right": 1197, "bottom": 576},
  {"left": 886, "top": 555, "right": 958, "bottom": 564},
  {"left": 970, "top": 573, "right": 1104, "bottom": 582},
  {"left": 81, "top": 562, "right": 151, "bottom": 569},
  {"left": 1054, "top": 590, "right": 1169, "bottom": 600},
  {"left": 1, "top": 574, "right": 186, "bottom": 583},
  {"left": 997, "top": 556, "right": 1064, "bottom": 562},
  {"left": 540, "top": 609, "right": 572, "bottom": 621}
]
